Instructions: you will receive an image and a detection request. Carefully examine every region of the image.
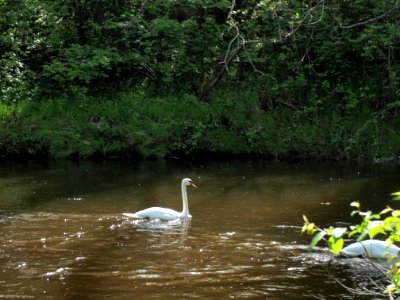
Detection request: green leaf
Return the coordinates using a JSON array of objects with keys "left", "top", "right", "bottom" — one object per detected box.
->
[
  {"left": 328, "top": 236, "right": 344, "bottom": 254},
  {"left": 368, "top": 224, "right": 385, "bottom": 239},
  {"left": 379, "top": 207, "right": 393, "bottom": 215},
  {"left": 391, "top": 192, "right": 400, "bottom": 201},
  {"left": 308, "top": 231, "right": 326, "bottom": 252}
]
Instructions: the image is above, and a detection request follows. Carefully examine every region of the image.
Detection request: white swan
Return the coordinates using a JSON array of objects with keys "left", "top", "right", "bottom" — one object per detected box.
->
[
  {"left": 123, "top": 178, "right": 197, "bottom": 221},
  {"left": 340, "top": 239, "right": 400, "bottom": 259}
]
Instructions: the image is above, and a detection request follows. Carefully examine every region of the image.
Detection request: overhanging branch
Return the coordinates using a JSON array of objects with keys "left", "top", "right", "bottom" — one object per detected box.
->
[{"left": 339, "top": 1, "right": 400, "bottom": 29}]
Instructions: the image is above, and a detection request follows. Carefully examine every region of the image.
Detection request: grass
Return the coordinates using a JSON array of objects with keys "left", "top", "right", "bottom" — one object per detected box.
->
[{"left": 0, "top": 91, "right": 398, "bottom": 161}]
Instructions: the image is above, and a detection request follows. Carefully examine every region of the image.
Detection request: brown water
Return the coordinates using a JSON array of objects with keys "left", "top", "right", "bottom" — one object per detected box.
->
[{"left": 0, "top": 160, "right": 399, "bottom": 299}]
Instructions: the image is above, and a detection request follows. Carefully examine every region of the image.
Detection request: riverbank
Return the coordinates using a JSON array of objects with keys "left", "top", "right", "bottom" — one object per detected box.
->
[{"left": 0, "top": 91, "right": 399, "bottom": 162}]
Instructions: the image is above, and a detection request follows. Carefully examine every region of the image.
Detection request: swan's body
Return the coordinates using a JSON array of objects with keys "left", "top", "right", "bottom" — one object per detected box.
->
[
  {"left": 123, "top": 178, "right": 196, "bottom": 221},
  {"left": 340, "top": 239, "right": 400, "bottom": 259},
  {"left": 124, "top": 207, "right": 187, "bottom": 220}
]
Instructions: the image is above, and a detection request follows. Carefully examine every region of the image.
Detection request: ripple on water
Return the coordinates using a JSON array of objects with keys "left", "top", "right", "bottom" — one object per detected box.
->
[
  {"left": 2, "top": 214, "right": 304, "bottom": 299},
  {"left": 0, "top": 203, "right": 392, "bottom": 299},
  {"left": 0, "top": 160, "right": 398, "bottom": 300}
]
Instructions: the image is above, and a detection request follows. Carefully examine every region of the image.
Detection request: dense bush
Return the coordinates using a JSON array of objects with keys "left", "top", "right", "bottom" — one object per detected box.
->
[
  {"left": 0, "top": 92, "right": 399, "bottom": 160},
  {"left": 1, "top": 0, "right": 400, "bottom": 160}
]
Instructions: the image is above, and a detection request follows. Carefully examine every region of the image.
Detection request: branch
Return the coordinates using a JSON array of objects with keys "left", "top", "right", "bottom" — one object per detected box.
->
[
  {"left": 198, "top": 0, "right": 238, "bottom": 99},
  {"left": 328, "top": 269, "right": 388, "bottom": 298},
  {"left": 227, "top": 0, "right": 235, "bottom": 19},
  {"left": 276, "top": 98, "right": 301, "bottom": 112},
  {"left": 285, "top": 0, "right": 326, "bottom": 38},
  {"left": 339, "top": 1, "right": 400, "bottom": 29},
  {"left": 198, "top": 47, "right": 241, "bottom": 100},
  {"left": 198, "top": 0, "right": 267, "bottom": 99},
  {"left": 222, "top": 19, "right": 241, "bottom": 74}
]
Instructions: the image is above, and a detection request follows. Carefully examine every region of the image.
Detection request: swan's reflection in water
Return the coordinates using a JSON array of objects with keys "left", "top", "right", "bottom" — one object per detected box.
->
[
  {"left": 124, "top": 217, "right": 191, "bottom": 232},
  {"left": 122, "top": 217, "right": 192, "bottom": 245}
]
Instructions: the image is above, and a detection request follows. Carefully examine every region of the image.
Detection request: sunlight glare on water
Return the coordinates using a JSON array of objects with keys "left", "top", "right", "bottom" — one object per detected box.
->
[{"left": 0, "top": 160, "right": 399, "bottom": 299}]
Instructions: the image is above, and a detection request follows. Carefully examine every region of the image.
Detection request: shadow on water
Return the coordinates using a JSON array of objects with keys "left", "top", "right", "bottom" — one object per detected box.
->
[{"left": 0, "top": 160, "right": 193, "bottom": 217}]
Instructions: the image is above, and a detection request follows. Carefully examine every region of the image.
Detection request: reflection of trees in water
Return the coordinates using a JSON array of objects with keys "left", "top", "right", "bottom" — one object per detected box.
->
[{"left": 0, "top": 160, "right": 184, "bottom": 216}]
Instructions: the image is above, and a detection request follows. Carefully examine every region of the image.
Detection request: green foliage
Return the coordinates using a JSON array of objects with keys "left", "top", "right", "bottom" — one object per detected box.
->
[
  {"left": 1, "top": 0, "right": 399, "bottom": 105},
  {"left": 40, "top": 45, "right": 123, "bottom": 96},
  {"left": 0, "top": 52, "right": 33, "bottom": 103},
  {"left": 0, "top": 0, "right": 37, "bottom": 103},
  {"left": 0, "top": 88, "right": 399, "bottom": 160},
  {"left": 0, "top": 93, "right": 208, "bottom": 159},
  {"left": 1, "top": 0, "right": 400, "bottom": 160}
]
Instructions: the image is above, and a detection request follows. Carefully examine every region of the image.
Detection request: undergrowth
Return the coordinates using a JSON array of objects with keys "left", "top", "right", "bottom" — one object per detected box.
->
[{"left": 0, "top": 91, "right": 398, "bottom": 161}]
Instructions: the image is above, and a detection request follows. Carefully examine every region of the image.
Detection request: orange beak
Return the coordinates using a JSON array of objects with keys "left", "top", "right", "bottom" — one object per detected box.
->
[{"left": 191, "top": 182, "right": 197, "bottom": 188}]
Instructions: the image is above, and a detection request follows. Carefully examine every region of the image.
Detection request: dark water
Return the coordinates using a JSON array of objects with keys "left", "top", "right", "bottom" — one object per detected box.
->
[{"left": 0, "top": 160, "right": 399, "bottom": 299}]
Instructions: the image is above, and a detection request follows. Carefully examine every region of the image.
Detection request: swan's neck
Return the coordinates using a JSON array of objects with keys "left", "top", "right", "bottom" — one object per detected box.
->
[{"left": 181, "top": 182, "right": 189, "bottom": 217}]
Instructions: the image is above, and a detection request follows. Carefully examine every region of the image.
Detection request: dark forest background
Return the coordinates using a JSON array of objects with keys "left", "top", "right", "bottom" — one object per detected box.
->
[{"left": 1, "top": 0, "right": 400, "bottom": 160}]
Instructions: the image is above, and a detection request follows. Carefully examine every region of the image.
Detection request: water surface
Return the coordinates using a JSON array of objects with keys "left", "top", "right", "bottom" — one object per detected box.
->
[{"left": 0, "top": 160, "right": 399, "bottom": 299}]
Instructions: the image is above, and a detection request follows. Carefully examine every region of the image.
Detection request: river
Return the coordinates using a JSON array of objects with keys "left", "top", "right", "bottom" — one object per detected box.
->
[{"left": 0, "top": 160, "right": 399, "bottom": 299}]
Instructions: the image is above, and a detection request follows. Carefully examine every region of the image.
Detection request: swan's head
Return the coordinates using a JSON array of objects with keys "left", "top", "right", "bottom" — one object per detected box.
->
[{"left": 182, "top": 178, "right": 197, "bottom": 188}]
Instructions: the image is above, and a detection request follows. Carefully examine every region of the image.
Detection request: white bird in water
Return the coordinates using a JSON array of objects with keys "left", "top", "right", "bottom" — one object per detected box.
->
[
  {"left": 340, "top": 239, "right": 400, "bottom": 259},
  {"left": 123, "top": 178, "right": 197, "bottom": 221}
]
